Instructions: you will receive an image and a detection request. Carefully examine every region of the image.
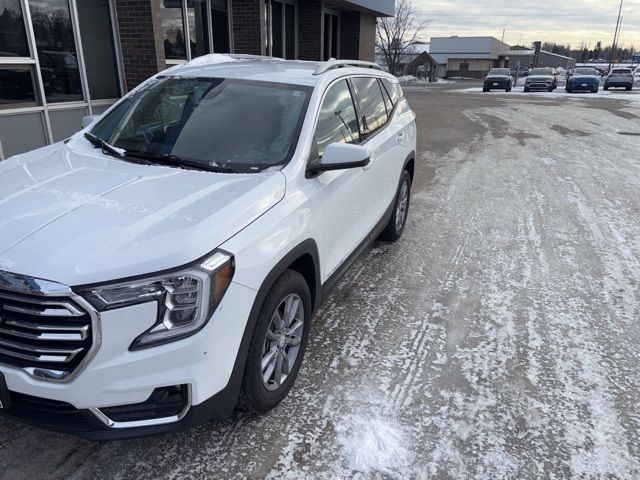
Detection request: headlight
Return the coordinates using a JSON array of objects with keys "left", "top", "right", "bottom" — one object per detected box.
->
[{"left": 81, "top": 251, "right": 234, "bottom": 350}]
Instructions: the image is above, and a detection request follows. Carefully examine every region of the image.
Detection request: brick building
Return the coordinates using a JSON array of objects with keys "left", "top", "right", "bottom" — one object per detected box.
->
[{"left": 0, "top": 0, "right": 394, "bottom": 159}]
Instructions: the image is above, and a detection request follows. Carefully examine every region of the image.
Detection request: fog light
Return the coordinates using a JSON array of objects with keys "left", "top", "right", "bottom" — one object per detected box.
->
[{"left": 97, "top": 385, "right": 190, "bottom": 425}]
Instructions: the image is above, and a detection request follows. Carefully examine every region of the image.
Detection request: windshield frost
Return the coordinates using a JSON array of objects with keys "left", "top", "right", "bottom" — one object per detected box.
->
[{"left": 90, "top": 77, "right": 310, "bottom": 172}]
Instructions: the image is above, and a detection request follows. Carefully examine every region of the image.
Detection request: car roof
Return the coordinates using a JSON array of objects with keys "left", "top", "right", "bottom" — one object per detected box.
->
[{"left": 161, "top": 54, "right": 395, "bottom": 87}]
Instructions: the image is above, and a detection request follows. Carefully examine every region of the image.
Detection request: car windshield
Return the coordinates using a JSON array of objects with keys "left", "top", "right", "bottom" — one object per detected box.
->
[
  {"left": 573, "top": 68, "right": 597, "bottom": 76},
  {"left": 530, "top": 68, "right": 553, "bottom": 76},
  {"left": 89, "top": 77, "right": 311, "bottom": 173},
  {"left": 488, "top": 69, "right": 510, "bottom": 76},
  {"left": 611, "top": 69, "right": 631, "bottom": 75}
]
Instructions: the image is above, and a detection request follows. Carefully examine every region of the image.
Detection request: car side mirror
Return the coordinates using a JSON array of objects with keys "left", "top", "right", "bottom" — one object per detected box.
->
[
  {"left": 81, "top": 115, "right": 99, "bottom": 129},
  {"left": 307, "top": 143, "right": 371, "bottom": 175}
]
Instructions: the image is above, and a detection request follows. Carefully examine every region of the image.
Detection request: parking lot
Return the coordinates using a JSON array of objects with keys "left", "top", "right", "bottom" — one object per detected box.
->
[{"left": 1, "top": 84, "right": 639, "bottom": 479}]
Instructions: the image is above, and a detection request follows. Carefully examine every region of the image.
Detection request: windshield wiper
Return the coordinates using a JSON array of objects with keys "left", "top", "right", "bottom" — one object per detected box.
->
[
  {"left": 84, "top": 132, "right": 126, "bottom": 159},
  {"left": 124, "top": 151, "right": 239, "bottom": 173}
]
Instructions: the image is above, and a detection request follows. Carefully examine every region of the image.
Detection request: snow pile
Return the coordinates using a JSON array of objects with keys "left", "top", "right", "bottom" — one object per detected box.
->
[{"left": 397, "top": 75, "right": 425, "bottom": 84}]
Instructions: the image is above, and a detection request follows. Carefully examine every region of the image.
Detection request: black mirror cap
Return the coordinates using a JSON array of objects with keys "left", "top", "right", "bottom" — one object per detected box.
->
[{"left": 306, "top": 156, "right": 371, "bottom": 176}]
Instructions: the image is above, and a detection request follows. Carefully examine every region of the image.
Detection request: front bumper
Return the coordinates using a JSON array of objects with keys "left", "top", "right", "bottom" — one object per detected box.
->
[
  {"left": 0, "top": 281, "right": 256, "bottom": 439},
  {"left": 567, "top": 81, "right": 599, "bottom": 91}
]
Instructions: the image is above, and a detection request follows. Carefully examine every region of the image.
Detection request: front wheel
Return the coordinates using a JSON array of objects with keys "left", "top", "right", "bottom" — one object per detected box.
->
[
  {"left": 380, "top": 170, "right": 411, "bottom": 242},
  {"left": 506, "top": 86, "right": 512, "bottom": 92},
  {"left": 239, "top": 270, "right": 311, "bottom": 414}
]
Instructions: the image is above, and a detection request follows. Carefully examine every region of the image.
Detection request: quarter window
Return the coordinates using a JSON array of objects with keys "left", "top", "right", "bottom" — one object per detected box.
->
[
  {"left": 314, "top": 80, "right": 360, "bottom": 157},
  {"left": 352, "top": 77, "right": 388, "bottom": 136},
  {"left": 381, "top": 78, "right": 403, "bottom": 105}
]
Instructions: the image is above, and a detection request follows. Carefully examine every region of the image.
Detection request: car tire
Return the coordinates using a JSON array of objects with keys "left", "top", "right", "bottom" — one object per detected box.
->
[
  {"left": 483, "top": 87, "right": 490, "bottom": 92},
  {"left": 506, "top": 86, "right": 512, "bottom": 92},
  {"left": 626, "top": 86, "right": 632, "bottom": 91},
  {"left": 524, "top": 87, "right": 530, "bottom": 92},
  {"left": 547, "top": 86, "right": 553, "bottom": 92},
  {"left": 566, "top": 87, "right": 572, "bottom": 93},
  {"left": 593, "top": 87, "right": 599, "bottom": 93},
  {"left": 604, "top": 86, "right": 609, "bottom": 90},
  {"left": 380, "top": 170, "right": 411, "bottom": 242},
  {"left": 239, "top": 270, "right": 312, "bottom": 414}
]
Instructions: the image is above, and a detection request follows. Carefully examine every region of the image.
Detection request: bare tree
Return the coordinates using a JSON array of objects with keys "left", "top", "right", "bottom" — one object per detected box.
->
[{"left": 376, "top": 0, "right": 429, "bottom": 76}]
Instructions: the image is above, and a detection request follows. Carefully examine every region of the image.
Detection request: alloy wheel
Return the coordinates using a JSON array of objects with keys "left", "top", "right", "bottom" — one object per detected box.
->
[
  {"left": 261, "top": 293, "right": 304, "bottom": 391},
  {"left": 395, "top": 179, "right": 409, "bottom": 231}
]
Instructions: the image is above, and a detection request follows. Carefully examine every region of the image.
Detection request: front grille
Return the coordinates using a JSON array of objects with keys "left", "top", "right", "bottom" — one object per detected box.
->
[{"left": 0, "top": 290, "right": 93, "bottom": 380}]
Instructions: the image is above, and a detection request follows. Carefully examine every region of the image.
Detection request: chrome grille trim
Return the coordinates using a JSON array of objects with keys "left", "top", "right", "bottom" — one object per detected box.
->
[{"left": 0, "top": 270, "right": 101, "bottom": 383}]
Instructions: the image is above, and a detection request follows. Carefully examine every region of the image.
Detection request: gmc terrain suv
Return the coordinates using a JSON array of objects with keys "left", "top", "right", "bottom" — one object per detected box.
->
[{"left": 0, "top": 55, "right": 416, "bottom": 439}]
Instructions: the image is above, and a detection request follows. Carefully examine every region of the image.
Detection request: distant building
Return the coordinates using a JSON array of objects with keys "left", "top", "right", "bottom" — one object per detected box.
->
[
  {"left": 499, "top": 47, "right": 576, "bottom": 70},
  {"left": 429, "top": 36, "right": 510, "bottom": 78},
  {"left": 375, "top": 41, "right": 430, "bottom": 75}
]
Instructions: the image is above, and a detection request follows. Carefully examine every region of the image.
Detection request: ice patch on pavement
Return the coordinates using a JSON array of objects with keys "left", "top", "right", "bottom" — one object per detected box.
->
[{"left": 336, "top": 415, "right": 410, "bottom": 475}]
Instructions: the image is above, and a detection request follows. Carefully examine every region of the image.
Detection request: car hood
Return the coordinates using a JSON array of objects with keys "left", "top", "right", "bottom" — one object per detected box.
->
[
  {"left": 0, "top": 139, "right": 286, "bottom": 286},
  {"left": 527, "top": 75, "right": 553, "bottom": 81}
]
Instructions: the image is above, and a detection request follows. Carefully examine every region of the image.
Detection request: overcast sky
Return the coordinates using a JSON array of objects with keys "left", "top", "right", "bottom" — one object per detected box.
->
[{"left": 413, "top": 0, "right": 639, "bottom": 48}]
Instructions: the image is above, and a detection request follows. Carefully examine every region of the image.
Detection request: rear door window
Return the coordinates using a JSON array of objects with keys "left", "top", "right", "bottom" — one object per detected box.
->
[{"left": 352, "top": 77, "right": 388, "bottom": 137}]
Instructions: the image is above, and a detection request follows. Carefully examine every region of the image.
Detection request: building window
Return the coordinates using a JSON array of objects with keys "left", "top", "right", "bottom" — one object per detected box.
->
[
  {"left": 188, "top": 0, "right": 208, "bottom": 57},
  {"left": 29, "top": 0, "right": 84, "bottom": 103},
  {"left": 161, "top": 0, "right": 187, "bottom": 60},
  {"left": 163, "top": 0, "right": 230, "bottom": 61},
  {"left": 210, "top": 0, "right": 229, "bottom": 53},
  {"left": 0, "top": 0, "right": 30, "bottom": 57},
  {"left": 266, "top": 0, "right": 296, "bottom": 59},
  {"left": 323, "top": 12, "right": 339, "bottom": 61},
  {"left": 0, "top": 66, "right": 39, "bottom": 109},
  {"left": 77, "top": 0, "right": 121, "bottom": 100}
]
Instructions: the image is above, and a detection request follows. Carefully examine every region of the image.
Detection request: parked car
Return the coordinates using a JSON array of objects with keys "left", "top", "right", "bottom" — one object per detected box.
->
[
  {"left": 635, "top": 66, "right": 640, "bottom": 84},
  {"left": 566, "top": 67, "right": 600, "bottom": 93},
  {"left": 0, "top": 56, "right": 417, "bottom": 439},
  {"left": 604, "top": 68, "right": 634, "bottom": 91},
  {"left": 524, "top": 67, "right": 558, "bottom": 92},
  {"left": 483, "top": 68, "right": 513, "bottom": 92}
]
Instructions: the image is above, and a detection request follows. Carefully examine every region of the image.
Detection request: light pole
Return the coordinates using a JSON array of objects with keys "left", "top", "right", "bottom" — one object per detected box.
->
[{"left": 608, "top": 0, "right": 623, "bottom": 72}]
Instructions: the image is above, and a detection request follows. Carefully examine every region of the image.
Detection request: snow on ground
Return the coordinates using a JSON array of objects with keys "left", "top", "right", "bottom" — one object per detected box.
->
[
  {"left": 398, "top": 75, "right": 455, "bottom": 85},
  {"left": 1, "top": 91, "right": 640, "bottom": 480}
]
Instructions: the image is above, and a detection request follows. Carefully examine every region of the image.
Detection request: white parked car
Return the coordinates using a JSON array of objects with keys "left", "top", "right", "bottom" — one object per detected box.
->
[{"left": 0, "top": 55, "right": 416, "bottom": 439}]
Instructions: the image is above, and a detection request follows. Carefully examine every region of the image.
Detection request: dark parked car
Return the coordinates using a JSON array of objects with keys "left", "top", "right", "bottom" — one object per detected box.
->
[
  {"left": 566, "top": 67, "right": 600, "bottom": 93},
  {"left": 604, "top": 68, "right": 634, "bottom": 91},
  {"left": 524, "top": 67, "right": 558, "bottom": 92},
  {"left": 483, "top": 68, "right": 512, "bottom": 92}
]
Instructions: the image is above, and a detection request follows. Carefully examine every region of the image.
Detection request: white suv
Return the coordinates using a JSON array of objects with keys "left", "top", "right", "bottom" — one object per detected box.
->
[{"left": 0, "top": 55, "right": 416, "bottom": 439}]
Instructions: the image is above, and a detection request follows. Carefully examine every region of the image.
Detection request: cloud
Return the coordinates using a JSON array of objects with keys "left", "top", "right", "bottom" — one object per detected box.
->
[{"left": 412, "top": 0, "right": 639, "bottom": 47}]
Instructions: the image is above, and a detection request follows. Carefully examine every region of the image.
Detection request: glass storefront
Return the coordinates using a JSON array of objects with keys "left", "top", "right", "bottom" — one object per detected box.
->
[
  {"left": 0, "top": 0, "right": 123, "bottom": 160},
  {"left": 160, "top": 0, "right": 230, "bottom": 63}
]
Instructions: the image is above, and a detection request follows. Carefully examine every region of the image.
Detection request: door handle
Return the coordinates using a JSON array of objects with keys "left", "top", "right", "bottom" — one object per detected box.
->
[{"left": 397, "top": 132, "right": 406, "bottom": 141}]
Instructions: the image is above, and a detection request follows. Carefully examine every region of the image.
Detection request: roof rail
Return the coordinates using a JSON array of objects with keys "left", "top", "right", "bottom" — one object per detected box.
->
[{"left": 313, "top": 59, "right": 382, "bottom": 75}]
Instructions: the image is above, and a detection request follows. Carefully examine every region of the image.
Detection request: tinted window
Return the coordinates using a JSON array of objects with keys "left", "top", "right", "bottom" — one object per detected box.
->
[
  {"left": 314, "top": 80, "right": 360, "bottom": 156},
  {"left": 161, "top": 0, "right": 186, "bottom": 59},
  {"left": 77, "top": 0, "right": 121, "bottom": 100},
  {"left": 611, "top": 69, "right": 631, "bottom": 75},
  {"left": 0, "top": 66, "right": 38, "bottom": 108},
  {"left": 381, "top": 78, "right": 403, "bottom": 105},
  {"left": 0, "top": 0, "right": 30, "bottom": 56},
  {"left": 574, "top": 68, "right": 597, "bottom": 76},
  {"left": 530, "top": 68, "right": 553, "bottom": 75},
  {"left": 379, "top": 79, "right": 392, "bottom": 114},
  {"left": 352, "top": 77, "right": 388, "bottom": 136},
  {"left": 91, "top": 78, "right": 310, "bottom": 172},
  {"left": 30, "top": 0, "right": 84, "bottom": 102}
]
